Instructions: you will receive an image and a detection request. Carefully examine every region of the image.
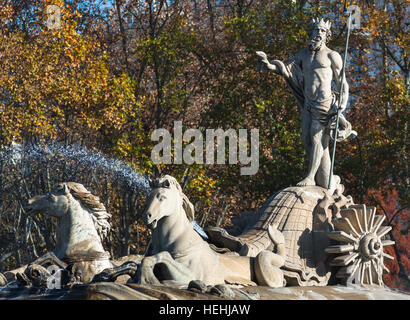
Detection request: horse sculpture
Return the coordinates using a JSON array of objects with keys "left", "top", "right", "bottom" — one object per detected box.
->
[
  {"left": 0, "top": 182, "right": 140, "bottom": 287},
  {"left": 137, "top": 175, "right": 286, "bottom": 288},
  {"left": 22, "top": 182, "right": 113, "bottom": 283}
]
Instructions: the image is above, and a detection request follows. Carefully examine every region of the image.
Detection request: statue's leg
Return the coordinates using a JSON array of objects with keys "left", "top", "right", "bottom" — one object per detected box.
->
[
  {"left": 315, "top": 128, "right": 341, "bottom": 189},
  {"left": 136, "top": 251, "right": 195, "bottom": 285},
  {"left": 301, "top": 107, "right": 312, "bottom": 162},
  {"left": 298, "top": 120, "right": 324, "bottom": 186},
  {"left": 315, "top": 128, "right": 331, "bottom": 188}
]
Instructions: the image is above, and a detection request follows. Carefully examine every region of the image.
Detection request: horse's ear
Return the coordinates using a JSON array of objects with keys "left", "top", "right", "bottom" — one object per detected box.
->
[{"left": 182, "top": 194, "right": 194, "bottom": 222}]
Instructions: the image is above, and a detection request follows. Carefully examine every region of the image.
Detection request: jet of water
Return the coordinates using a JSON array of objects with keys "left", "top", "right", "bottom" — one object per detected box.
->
[{"left": 0, "top": 141, "right": 150, "bottom": 194}]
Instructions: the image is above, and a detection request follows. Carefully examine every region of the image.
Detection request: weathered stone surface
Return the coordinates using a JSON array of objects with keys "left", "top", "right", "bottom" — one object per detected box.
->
[
  {"left": 240, "top": 284, "right": 409, "bottom": 300},
  {"left": 0, "top": 283, "right": 408, "bottom": 300}
]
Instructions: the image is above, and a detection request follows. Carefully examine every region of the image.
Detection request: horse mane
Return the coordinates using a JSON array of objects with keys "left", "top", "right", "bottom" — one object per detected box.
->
[
  {"left": 154, "top": 175, "right": 195, "bottom": 222},
  {"left": 61, "top": 182, "right": 112, "bottom": 241}
]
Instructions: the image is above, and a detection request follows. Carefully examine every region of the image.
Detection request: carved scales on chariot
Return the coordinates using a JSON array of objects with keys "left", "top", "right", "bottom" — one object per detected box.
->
[{"left": 206, "top": 185, "right": 394, "bottom": 287}]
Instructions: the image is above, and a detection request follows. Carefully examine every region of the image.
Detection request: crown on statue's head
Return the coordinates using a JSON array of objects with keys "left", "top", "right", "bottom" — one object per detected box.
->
[{"left": 311, "top": 18, "right": 332, "bottom": 30}]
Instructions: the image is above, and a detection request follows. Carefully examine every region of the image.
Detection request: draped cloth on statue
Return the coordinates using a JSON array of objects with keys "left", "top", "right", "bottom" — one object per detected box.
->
[{"left": 273, "top": 58, "right": 353, "bottom": 142}]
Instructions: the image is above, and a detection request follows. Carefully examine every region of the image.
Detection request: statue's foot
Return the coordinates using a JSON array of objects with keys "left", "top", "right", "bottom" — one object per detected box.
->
[{"left": 296, "top": 177, "right": 315, "bottom": 187}]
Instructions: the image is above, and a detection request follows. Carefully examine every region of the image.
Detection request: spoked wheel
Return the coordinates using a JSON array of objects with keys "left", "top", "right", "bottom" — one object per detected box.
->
[{"left": 326, "top": 204, "right": 395, "bottom": 286}]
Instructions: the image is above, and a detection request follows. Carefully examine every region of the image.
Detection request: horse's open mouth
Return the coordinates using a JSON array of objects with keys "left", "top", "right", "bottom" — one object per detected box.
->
[{"left": 147, "top": 219, "right": 157, "bottom": 229}]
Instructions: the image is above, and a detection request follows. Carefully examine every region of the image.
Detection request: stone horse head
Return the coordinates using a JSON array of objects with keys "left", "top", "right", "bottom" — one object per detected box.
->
[
  {"left": 143, "top": 175, "right": 194, "bottom": 230},
  {"left": 24, "top": 182, "right": 112, "bottom": 282}
]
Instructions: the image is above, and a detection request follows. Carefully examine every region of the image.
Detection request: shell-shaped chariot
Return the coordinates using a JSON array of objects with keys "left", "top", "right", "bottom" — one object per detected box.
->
[{"left": 206, "top": 185, "right": 394, "bottom": 287}]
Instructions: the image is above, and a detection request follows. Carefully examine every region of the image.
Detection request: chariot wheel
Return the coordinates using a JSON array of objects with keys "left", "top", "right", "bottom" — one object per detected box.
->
[{"left": 326, "top": 204, "right": 395, "bottom": 286}]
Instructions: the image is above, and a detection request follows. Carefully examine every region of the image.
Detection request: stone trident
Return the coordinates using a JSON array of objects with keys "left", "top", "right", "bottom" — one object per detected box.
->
[{"left": 328, "top": 9, "right": 353, "bottom": 189}]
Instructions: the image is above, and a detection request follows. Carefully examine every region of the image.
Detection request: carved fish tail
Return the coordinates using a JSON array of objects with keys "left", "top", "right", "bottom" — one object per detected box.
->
[
  {"left": 252, "top": 224, "right": 287, "bottom": 288},
  {"left": 267, "top": 224, "right": 286, "bottom": 265}
]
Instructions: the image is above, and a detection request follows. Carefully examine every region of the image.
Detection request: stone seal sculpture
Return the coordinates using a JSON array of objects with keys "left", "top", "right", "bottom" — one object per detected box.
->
[
  {"left": 137, "top": 175, "right": 286, "bottom": 288},
  {"left": 256, "top": 18, "right": 354, "bottom": 191}
]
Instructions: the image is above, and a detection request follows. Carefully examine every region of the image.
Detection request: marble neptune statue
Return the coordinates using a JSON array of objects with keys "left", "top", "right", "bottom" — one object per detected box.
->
[{"left": 257, "top": 18, "right": 353, "bottom": 190}]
